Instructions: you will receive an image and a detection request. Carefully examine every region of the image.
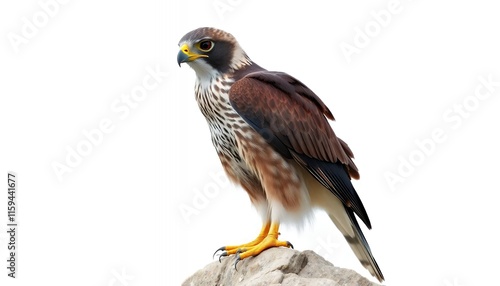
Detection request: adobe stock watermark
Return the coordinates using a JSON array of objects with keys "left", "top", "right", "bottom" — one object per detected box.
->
[
  {"left": 340, "top": 0, "right": 411, "bottom": 64},
  {"left": 213, "top": 0, "right": 245, "bottom": 20},
  {"left": 7, "top": 0, "right": 70, "bottom": 54},
  {"left": 384, "top": 73, "right": 499, "bottom": 192},
  {"left": 107, "top": 267, "right": 134, "bottom": 286},
  {"left": 51, "top": 64, "right": 168, "bottom": 182},
  {"left": 179, "top": 170, "right": 231, "bottom": 223}
]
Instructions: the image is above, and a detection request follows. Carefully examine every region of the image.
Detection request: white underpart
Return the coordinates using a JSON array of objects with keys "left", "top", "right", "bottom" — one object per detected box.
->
[
  {"left": 269, "top": 161, "right": 314, "bottom": 228},
  {"left": 252, "top": 201, "right": 270, "bottom": 223},
  {"left": 186, "top": 59, "right": 220, "bottom": 89}
]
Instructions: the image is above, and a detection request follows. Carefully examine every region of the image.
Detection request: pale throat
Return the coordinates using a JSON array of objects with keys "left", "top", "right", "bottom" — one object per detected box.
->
[{"left": 188, "top": 60, "right": 220, "bottom": 90}]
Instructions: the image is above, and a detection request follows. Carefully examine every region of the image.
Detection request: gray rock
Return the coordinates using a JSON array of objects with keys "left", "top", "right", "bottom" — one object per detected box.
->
[{"left": 182, "top": 248, "right": 382, "bottom": 286}]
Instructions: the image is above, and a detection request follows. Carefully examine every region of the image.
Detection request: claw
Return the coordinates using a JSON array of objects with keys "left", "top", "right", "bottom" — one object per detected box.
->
[
  {"left": 233, "top": 255, "right": 241, "bottom": 271},
  {"left": 218, "top": 251, "right": 228, "bottom": 263},
  {"left": 214, "top": 222, "right": 289, "bottom": 268},
  {"left": 213, "top": 246, "right": 225, "bottom": 260}
]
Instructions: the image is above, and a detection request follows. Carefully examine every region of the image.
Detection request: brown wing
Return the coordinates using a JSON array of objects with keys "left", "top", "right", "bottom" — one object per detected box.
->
[{"left": 229, "top": 71, "right": 371, "bottom": 228}]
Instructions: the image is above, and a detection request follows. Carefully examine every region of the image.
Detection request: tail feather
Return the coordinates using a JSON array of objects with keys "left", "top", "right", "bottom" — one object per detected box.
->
[
  {"left": 298, "top": 161, "right": 384, "bottom": 282},
  {"left": 328, "top": 205, "right": 384, "bottom": 282}
]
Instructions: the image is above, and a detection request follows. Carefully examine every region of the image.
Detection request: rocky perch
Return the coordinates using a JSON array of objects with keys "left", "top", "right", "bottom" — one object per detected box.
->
[{"left": 182, "top": 248, "right": 382, "bottom": 286}]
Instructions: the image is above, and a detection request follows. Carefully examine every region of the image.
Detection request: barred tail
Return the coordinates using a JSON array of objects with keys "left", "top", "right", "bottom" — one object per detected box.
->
[{"left": 327, "top": 205, "right": 384, "bottom": 282}]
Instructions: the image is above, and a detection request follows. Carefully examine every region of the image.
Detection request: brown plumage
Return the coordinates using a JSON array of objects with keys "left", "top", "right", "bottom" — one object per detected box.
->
[
  {"left": 230, "top": 72, "right": 360, "bottom": 178},
  {"left": 177, "top": 27, "right": 384, "bottom": 282}
]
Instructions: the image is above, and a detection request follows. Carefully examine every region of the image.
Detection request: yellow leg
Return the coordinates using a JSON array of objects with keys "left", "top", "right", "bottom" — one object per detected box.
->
[
  {"left": 214, "top": 221, "right": 293, "bottom": 266},
  {"left": 236, "top": 222, "right": 291, "bottom": 260},
  {"left": 214, "top": 222, "right": 270, "bottom": 261},
  {"left": 223, "top": 222, "right": 271, "bottom": 254}
]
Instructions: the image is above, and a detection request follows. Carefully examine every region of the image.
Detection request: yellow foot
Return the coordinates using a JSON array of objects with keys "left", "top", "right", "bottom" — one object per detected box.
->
[{"left": 213, "top": 222, "right": 293, "bottom": 269}]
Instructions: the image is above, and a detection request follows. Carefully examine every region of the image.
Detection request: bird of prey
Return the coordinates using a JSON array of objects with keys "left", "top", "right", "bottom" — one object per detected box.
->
[{"left": 177, "top": 27, "right": 384, "bottom": 282}]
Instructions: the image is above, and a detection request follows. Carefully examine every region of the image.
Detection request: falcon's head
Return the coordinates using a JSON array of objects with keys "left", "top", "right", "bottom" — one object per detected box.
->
[{"left": 177, "top": 27, "right": 251, "bottom": 78}]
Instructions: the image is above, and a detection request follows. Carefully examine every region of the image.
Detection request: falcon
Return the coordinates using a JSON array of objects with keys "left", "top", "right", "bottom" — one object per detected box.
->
[{"left": 177, "top": 27, "right": 384, "bottom": 282}]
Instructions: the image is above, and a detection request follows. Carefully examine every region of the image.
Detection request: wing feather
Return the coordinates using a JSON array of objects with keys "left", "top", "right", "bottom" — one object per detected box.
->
[{"left": 229, "top": 71, "right": 370, "bottom": 228}]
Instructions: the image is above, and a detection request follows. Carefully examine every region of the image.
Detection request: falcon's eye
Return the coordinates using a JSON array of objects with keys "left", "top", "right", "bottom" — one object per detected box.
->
[{"left": 198, "top": 40, "right": 214, "bottom": 52}]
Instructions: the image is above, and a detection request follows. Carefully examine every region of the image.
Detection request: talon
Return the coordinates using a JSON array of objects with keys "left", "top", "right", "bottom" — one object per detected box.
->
[
  {"left": 214, "top": 222, "right": 289, "bottom": 267},
  {"left": 218, "top": 251, "right": 228, "bottom": 263},
  {"left": 234, "top": 255, "right": 241, "bottom": 271},
  {"left": 213, "top": 246, "right": 225, "bottom": 260}
]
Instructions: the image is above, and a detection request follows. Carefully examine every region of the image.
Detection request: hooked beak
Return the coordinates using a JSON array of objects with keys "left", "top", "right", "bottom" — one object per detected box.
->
[{"left": 177, "top": 44, "right": 208, "bottom": 67}]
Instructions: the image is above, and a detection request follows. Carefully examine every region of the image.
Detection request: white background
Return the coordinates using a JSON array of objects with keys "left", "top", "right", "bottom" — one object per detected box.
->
[{"left": 1, "top": 0, "right": 500, "bottom": 285}]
